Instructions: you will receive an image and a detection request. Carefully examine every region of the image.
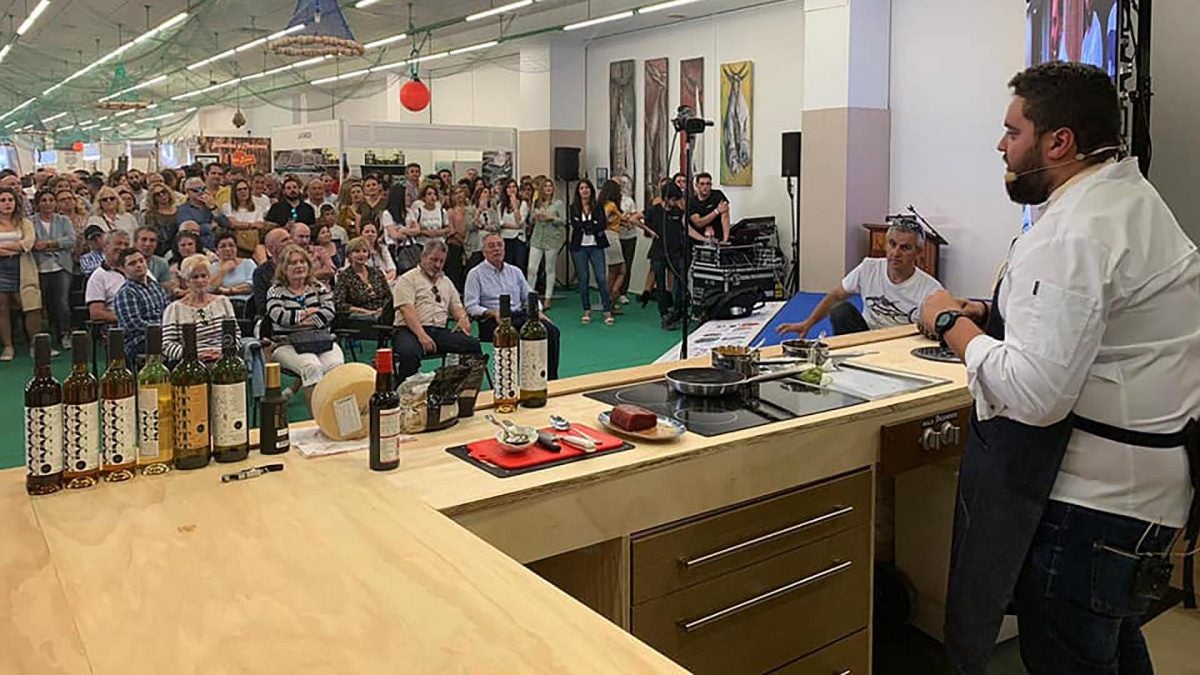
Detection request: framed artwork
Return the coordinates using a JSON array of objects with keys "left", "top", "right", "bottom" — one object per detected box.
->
[
  {"left": 719, "top": 60, "right": 753, "bottom": 186},
  {"left": 644, "top": 57, "right": 669, "bottom": 205},
  {"left": 595, "top": 167, "right": 609, "bottom": 183},
  {"left": 609, "top": 60, "right": 636, "bottom": 194},
  {"left": 679, "top": 57, "right": 705, "bottom": 176}
]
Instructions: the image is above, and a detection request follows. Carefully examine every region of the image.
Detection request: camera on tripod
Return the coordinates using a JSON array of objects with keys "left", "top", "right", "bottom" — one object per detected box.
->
[{"left": 672, "top": 106, "right": 713, "bottom": 134}]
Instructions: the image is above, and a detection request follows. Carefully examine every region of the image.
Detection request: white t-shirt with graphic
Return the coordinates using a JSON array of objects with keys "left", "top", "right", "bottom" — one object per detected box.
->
[{"left": 841, "top": 258, "right": 943, "bottom": 330}]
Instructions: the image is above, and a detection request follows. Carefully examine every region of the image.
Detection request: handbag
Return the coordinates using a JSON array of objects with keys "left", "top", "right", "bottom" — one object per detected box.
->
[
  {"left": 232, "top": 226, "right": 260, "bottom": 253},
  {"left": 288, "top": 329, "right": 335, "bottom": 354}
]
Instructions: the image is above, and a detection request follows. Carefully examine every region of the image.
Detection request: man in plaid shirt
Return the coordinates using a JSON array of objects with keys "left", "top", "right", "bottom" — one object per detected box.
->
[{"left": 113, "top": 247, "right": 169, "bottom": 364}]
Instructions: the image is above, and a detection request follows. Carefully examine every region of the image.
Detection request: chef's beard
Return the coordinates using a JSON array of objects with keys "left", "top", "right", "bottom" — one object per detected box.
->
[{"left": 1004, "top": 148, "right": 1053, "bottom": 205}]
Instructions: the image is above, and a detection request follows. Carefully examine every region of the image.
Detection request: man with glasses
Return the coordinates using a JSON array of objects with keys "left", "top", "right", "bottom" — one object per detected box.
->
[
  {"left": 392, "top": 240, "right": 481, "bottom": 381},
  {"left": 266, "top": 176, "right": 316, "bottom": 227},
  {"left": 178, "top": 176, "right": 230, "bottom": 252},
  {"left": 776, "top": 220, "right": 943, "bottom": 337},
  {"left": 688, "top": 172, "right": 731, "bottom": 244}
]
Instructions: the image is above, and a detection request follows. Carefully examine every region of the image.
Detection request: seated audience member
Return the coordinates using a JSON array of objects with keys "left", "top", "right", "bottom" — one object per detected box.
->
[
  {"left": 266, "top": 176, "right": 316, "bottom": 227},
  {"left": 464, "top": 233, "right": 560, "bottom": 379},
  {"left": 79, "top": 225, "right": 106, "bottom": 276},
  {"left": 177, "top": 177, "right": 229, "bottom": 251},
  {"left": 265, "top": 244, "right": 344, "bottom": 410},
  {"left": 776, "top": 219, "right": 943, "bottom": 337},
  {"left": 163, "top": 254, "right": 239, "bottom": 364},
  {"left": 334, "top": 237, "right": 391, "bottom": 329},
  {"left": 209, "top": 232, "right": 256, "bottom": 301},
  {"left": 253, "top": 227, "right": 292, "bottom": 321},
  {"left": 313, "top": 215, "right": 345, "bottom": 271},
  {"left": 112, "top": 247, "right": 169, "bottom": 363},
  {"left": 87, "top": 186, "right": 139, "bottom": 238},
  {"left": 133, "top": 226, "right": 176, "bottom": 295},
  {"left": 322, "top": 202, "right": 349, "bottom": 246},
  {"left": 391, "top": 241, "right": 481, "bottom": 381},
  {"left": 359, "top": 221, "right": 396, "bottom": 281},
  {"left": 85, "top": 230, "right": 131, "bottom": 323},
  {"left": 292, "top": 222, "right": 335, "bottom": 283},
  {"left": 688, "top": 172, "right": 731, "bottom": 244}
]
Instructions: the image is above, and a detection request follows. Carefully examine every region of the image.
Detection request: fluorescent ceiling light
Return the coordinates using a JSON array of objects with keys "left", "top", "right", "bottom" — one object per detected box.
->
[
  {"left": 98, "top": 74, "right": 168, "bottom": 103},
  {"left": 355, "top": 0, "right": 381, "bottom": 7},
  {"left": 44, "top": 11, "right": 188, "bottom": 96},
  {"left": 172, "top": 56, "right": 329, "bottom": 100},
  {"left": 466, "top": 0, "right": 531, "bottom": 22},
  {"left": 59, "top": 123, "right": 74, "bottom": 130},
  {"left": 16, "top": 0, "right": 51, "bottom": 36},
  {"left": 450, "top": 40, "right": 498, "bottom": 56},
  {"left": 3, "top": 121, "right": 17, "bottom": 129},
  {"left": 312, "top": 68, "right": 371, "bottom": 85},
  {"left": 363, "top": 32, "right": 407, "bottom": 50},
  {"left": 412, "top": 51, "right": 449, "bottom": 64},
  {"left": 0, "top": 97, "right": 37, "bottom": 122},
  {"left": 43, "top": 111, "right": 68, "bottom": 122},
  {"left": 0, "top": 45, "right": 11, "bottom": 65},
  {"left": 188, "top": 24, "right": 304, "bottom": 70},
  {"left": 563, "top": 10, "right": 633, "bottom": 30},
  {"left": 637, "top": 0, "right": 702, "bottom": 13}
]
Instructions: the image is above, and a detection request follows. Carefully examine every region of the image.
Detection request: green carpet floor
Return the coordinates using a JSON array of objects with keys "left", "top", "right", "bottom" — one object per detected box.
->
[{"left": 0, "top": 292, "right": 682, "bottom": 471}]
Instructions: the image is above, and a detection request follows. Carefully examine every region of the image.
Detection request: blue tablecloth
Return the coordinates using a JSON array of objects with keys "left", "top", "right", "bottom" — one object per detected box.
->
[{"left": 752, "top": 293, "right": 863, "bottom": 346}]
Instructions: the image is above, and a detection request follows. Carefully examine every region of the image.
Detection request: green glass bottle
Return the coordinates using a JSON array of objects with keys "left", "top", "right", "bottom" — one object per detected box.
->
[
  {"left": 172, "top": 323, "right": 211, "bottom": 470},
  {"left": 519, "top": 292, "right": 548, "bottom": 408},
  {"left": 100, "top": 328, "right": 138, "bottom": 482},
  {"left": 210, "top": 319, "right": 249, "bottom": 463}
]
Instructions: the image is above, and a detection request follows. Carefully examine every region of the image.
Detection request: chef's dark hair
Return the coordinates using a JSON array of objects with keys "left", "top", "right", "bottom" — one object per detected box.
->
[{"left": 1008, "top": 62, "right": 1122, "bottom": 159}]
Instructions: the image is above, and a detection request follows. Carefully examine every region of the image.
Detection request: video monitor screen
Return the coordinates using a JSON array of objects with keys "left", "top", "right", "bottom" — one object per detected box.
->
[{"left": 1027, "top": 0, "right": 1119, "bottom": 78}]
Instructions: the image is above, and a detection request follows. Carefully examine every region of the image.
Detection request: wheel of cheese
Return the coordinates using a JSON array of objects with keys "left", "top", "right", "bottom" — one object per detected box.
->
[{"left": 311, "top": 363, "right": 376, "bottom": 441}]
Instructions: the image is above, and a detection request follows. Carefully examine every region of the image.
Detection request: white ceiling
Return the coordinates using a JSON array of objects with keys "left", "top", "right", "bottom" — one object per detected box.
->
[{"left": 0, "top": 0, "right": 782, "bottom": 131}]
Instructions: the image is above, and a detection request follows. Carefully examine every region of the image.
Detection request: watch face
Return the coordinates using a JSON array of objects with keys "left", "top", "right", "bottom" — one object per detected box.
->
[{"left": 936, "top": 311, "right": 959, "bottom": 333}]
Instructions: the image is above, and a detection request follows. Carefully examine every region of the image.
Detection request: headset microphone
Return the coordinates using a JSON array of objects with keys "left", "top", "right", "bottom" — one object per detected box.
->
[{"left": 1003, "top": 144, "right": 1124, "bottom": 183}]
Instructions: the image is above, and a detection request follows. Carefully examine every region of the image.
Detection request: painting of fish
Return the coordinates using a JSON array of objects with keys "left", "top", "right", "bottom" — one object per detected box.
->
[
  {"left": 609, "top": 60, "right": 636, "bottom": 194},
  {"left": 720, "top": 60, "right": 753, "bottom": 186},
  {"left": 644, "top": 58, "right": 669, "bottom": 206},
  {"left": 679, "top": 57, "right": 705, "bottom": 177}
]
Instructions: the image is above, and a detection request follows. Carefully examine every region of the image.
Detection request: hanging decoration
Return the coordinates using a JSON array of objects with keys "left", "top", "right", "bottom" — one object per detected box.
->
[
  {"left": 399, "top": 77, "right": 430, "bottom": 112},
  {"left": 98, "top": 62, "right": 152, "bottom": 111},
  {"left": 270, "top": 0, "right": 364, "bottom": 57}
]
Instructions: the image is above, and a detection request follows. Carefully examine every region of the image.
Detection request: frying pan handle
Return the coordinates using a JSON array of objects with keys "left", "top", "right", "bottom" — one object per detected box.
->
[{"left": 742, "top": 365, "right": 817, "bottom": 385}]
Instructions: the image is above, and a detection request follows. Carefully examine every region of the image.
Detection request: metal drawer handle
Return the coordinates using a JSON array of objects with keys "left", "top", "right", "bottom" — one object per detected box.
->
[
  {"left": 835, "top": 670, "right": 852, "bottom": 675},
  {"left": 678, "top": 559, "right": 853, "bottom": 633},
  {"left": 679, "top": 505, "right": 854, "bottom": 569}
]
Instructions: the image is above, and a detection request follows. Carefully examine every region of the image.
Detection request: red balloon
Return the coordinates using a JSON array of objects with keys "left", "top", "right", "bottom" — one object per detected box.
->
[
  {"left": 399, "top": 78, "right": 430, "bottom": 112},
  {"left": 72, "top": 141, "right": 84, "bottom": 152}
]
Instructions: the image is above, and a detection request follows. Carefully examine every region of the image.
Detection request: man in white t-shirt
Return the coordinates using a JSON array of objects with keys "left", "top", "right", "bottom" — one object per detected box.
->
[
  {"left": 776, "top": 220, "right": 942, "bottom": 337},
  {"left": 85, "top": 230, "right": 131, "bottom": 324}
]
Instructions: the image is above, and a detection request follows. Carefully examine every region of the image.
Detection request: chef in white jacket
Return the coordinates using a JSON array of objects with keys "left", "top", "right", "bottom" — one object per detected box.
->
[{"left": 919, "top": 62, "right": 1200, "bottom": 675}]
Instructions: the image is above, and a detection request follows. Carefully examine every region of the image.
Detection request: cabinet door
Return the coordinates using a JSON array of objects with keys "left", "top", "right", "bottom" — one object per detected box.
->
[{"left": 769, "top": 629, "right": 868, "bottom": 674}]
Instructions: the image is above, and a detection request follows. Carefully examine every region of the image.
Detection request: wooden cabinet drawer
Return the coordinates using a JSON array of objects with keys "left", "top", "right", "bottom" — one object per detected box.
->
[
  {"left": 769, "top": 629, "right": 868, "bottom": 674},
  {"left": 632, "top": 470, "right": 870, "bottom": 604},
  {"left": 631, "top": 525, "right": 870, "bottom": 675}
]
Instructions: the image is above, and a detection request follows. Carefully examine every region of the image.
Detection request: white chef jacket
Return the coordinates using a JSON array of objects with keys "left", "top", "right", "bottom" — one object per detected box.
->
[{"left": 964, "top": 158, "right": 1200, "bottom": 527}]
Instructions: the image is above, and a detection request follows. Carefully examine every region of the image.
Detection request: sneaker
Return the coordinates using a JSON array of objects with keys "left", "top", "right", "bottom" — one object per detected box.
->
[
  {"left": 0, "top": 347, "right": 13, "bottom": 362},
  {"left": 60, "top": 338, "right": 70, "bottom": 351},
  {"left": 618, "top": 294, "right": 630, "bottom": 305},
  {"left": 50, "top": 348, "right": 61, "bottom": 357},
  {"left": 662, "top": 317, "right": 679, "bottom": 331}
]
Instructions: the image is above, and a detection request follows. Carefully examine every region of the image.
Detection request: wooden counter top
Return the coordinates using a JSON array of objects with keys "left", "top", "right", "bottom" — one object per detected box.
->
[{"left": 1, "top": 326, "right": 966, "bottom": 674}]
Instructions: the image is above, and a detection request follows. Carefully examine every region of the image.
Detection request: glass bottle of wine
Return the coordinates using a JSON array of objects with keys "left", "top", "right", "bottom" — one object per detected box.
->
[
  {"left": 259, "top": 363, "right": 290, "bottom": 455},
  {"left": 24, "top": 333, "right": 63, "bottom": 495},
  {"left": 172, "top": 322, "right": 211, "bottom": 470},
  {"left": 519, "top": 292, "right": 548, "bottom": 408},
  {"left": 63, "top": 330, "right": 100, "bottom": 489},
  {"left": 137, "top": 324, "right": 173, "bottom": 475},
  {"left": 369, "top": 349, "right": 401, "bottom": 471},
  {"left": 211, "top": 319, "right": 248, "bottom": 463},
  {"left": 100, "top": 328, "right": 137, "bottom": 482},
  {"left": 492, "top": 294, "right": 520, "bottom": 413}
]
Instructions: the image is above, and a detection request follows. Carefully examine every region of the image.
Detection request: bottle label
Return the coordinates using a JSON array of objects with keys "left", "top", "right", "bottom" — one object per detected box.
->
[
  {"left": 174, "top": 384, "right": 210, "bottom": 453},
  {"left": 137, "top": 387, "right": 161, "bottom": 459},
  {"left": 273, "top": 402, "right": 290, "bottom": 451},
  {"left": 493, "top": 346, "right": 519, "bottom": 402},
  {"left": 24, "top": 404, "right": 64, "bottom": 476},
  {"left": 519, "top": 340, "right": 548, "bottom": 392},
  {"left": 101, "top": 395, "right": 138, "bottom": 468},
  {"left": 379, "top": 407, "right": 401, "bottom": 464},
  {"left": 211, "top": 382, "right": 248, "bottom": 447},
  {"left": 64, "top": 403, "right": 100, "bottom": 474}
]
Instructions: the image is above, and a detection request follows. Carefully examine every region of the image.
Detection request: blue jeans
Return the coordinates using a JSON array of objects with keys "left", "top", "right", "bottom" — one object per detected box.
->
[
  {"left": 39, "top": 270, "right": 72, "bottom": 345},
  {"left": 1013, "top": 500, "right": 1177, "bottom": 675},
  {"left": 572, "top": 247, "right": 611, "bottom": 312}
]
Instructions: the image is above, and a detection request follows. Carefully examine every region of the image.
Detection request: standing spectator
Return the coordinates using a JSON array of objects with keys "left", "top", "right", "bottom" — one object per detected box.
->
[
  {"left": 265, "top": 244, "right": 344, "bottom": 411},
  {"left": 467, "top": 186, "right": 498, "bottom": 271},
  {"left": 598, "top": 180, "right": 626, "bottom": 315},
  {"left": 112, "top": 247, "right": 168, "bottom": 363},
  {"left": 304, "top": 178, "right": 328, "bottom": 215},
  {"left": 251, "top": 172, "right": 272, "bottom": 213},
  {"left": 209, "top": 232, "right": 256, "bottom": 301},
  {"left": 389, "top": 162, "right": 422, "bottom": 218},
  {"left": 0, "top": 186, "right": 43, "bottom": 361},
  {"left": 567, "top": 179, "right": 613, "bottom": 326},
  {"left": 118, "top": 188, "right": 142, "bottom": 229},
  {"left": 616, "top": 174, "right": 644, "bottom": 304},
  {"left": 162, "top": 254, "right": 238, "bottom": 364},
  {"left": 177, "top": 177, "right": 229, "bottom": 251},
  {"left": 31, "top": 189, "right": 75, "bottom": 350},
  {"left": 336, "top": 180, "right": 363, "bottom": 240},
  {"left": 527, "top": 177, "right": 566, "bottom": 310},
  {"left": 143, "top": 183, "right": 180, "bottom": 256},
  {"left": 445, "top": 185, "right": 469, "bottom": 293},
  {"left": 204, "top": 163, "right": 231, "bottom": 210},
  {"left": 320, "top": 172, "right": 338, "bottom": 205},
  {"left": 88, "top": 186, "right": 139, "bottom": 238},
  {"left": 406, "top": 183, "right": 452, "bottom": 247},
  {"left": 498, "top": 179, "right": 528, "bottom": 272},
  {"left": 265, "top": 176, "right": 315, "bottom": 227},
  {"left": 358, "top": 173, "right": 388, "bottom": 229}
]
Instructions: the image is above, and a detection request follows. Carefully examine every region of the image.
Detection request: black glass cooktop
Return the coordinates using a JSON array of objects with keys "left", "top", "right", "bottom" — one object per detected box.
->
[{"left": 585, "top": 378, "right": 868, "bottom": 437}]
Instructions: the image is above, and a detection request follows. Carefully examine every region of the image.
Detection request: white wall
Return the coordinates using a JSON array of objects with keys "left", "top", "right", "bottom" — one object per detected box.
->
[
  {"left": 889, "top": 1, "right": 1026, "bottom": 298},
  {"left": 1149, "top": 0, "right": 1200, "bottom": 245},
  {"left": 584, "top": 0, "right": 806, "bottom": 292}
]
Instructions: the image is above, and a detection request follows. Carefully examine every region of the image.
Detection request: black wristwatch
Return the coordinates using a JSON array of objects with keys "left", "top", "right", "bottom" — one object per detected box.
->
[{"left": 934, "top": 310, "right": 965, "bottom": 342}]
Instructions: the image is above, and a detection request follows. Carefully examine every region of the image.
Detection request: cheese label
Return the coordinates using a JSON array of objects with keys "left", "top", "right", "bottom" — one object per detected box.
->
[
  {"left": 24, "top": 404, "right": 63, "bottom": 476},
  {"left": 101, "top": 395, "right": 138, "bottom": 467},
  {"left": 333, "top": 395, "right": 364, "bottom": 437},
  {"left": 211, "top": 383, "right": 248, "bottom": 447},
  {"left": 64, "top": 402, "right": 100, "bottom": 473},
  {"left": 378, "top": 407, "right": 401, "bottom": 464}
]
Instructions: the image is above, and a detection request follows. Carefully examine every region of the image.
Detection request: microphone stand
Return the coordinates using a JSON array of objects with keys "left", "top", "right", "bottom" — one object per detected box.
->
[{"left": 679, "top": 132, "right": 696, "bottom": 361}]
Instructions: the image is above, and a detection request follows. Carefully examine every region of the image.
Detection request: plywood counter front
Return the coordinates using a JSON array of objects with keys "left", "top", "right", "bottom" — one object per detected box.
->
[{"left": 1, "top": 327, "right": 969, "bottom": 674}]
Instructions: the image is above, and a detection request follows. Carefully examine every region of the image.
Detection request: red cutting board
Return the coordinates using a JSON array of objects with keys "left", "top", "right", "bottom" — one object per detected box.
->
[{"left": 467, "top": 424, "right": 625, "bottom": 469}]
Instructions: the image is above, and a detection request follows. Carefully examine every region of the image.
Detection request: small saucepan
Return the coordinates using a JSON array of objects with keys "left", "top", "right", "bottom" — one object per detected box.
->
[
  {"left": 665, "top": 364, "right": 816, "bottom": 398},
  {"left": 711, "top": 345, "right": 760, "bottom": 378}
]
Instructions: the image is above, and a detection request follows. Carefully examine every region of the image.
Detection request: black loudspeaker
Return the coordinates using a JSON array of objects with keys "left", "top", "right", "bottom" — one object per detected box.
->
[
  {"left": 781, "top": 131, "right": 802, "bottom": 177},
  {"left": 554, "top": 147, "right": 581, "bottom": 181}
]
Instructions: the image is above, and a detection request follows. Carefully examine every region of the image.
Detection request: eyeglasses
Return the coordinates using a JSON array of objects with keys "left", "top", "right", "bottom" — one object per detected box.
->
[
  {"left": 430, "top": 284, "right": 442, "bottom": 303},
  {"left": 100, "top": 196, "right": 118, "bottom": 202}
]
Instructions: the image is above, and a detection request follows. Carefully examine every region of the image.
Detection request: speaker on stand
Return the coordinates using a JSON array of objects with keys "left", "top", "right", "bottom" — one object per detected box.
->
[
  {"left": 781, "top": 131, "right": 802, "bottom": 295},
  {"left": 554, "top": 147, "right": 582, "bottom": 295}
]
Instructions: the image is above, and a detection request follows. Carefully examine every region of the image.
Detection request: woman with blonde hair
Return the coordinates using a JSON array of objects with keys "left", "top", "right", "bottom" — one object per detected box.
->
[
  {"left": 266, "top": 244, "right": 343, "bottom": 411},
  {"left": 88, "top": 185, "right": 138, "bottom": 238},
  {"left": 0, "top": 186, "right": 43, "bottom": 361},
  {"left": 162, "top": 253, "right": 238, "bottom": 364},
  {"left": 334, "top": 236, "right": 391, "bottom": 322},
  {"left": 336, "top": 180, "right": 363, "bottom": 240},
  {"left": 526, "top": 177, "right": 566, "bottom": 310}
]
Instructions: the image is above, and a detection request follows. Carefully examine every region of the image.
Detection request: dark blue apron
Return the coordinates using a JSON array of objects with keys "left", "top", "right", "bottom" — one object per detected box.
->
[{"left": 945, "top": 281, "right": 1200, "bottom": 674}]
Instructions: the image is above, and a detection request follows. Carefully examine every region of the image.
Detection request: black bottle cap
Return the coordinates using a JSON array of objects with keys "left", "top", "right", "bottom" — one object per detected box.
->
[
  {"left": 107, "top": 328, "right": 125, "bottom": 361},
  {"left": 32, "top": 333, "right": 51, "bottom": 368},
  {"left": 71, "top": 330, "right": 89, "bottom": 364}
]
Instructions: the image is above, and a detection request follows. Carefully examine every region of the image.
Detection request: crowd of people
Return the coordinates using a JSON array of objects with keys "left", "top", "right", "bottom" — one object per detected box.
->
[{"left": 0, "top": 159, "right": 738, "bottom": 413}]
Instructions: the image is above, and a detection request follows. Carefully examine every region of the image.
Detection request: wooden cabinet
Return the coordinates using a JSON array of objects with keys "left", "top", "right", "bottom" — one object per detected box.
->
[
  {"left": 863, "top": 223, "right": 941, "bottom": 279},
  {"left": 769, "top": 629, "right": 868, "bottom": 674},
  {"left": 629, "top": 470, "right": 873, "bottom": 674}
]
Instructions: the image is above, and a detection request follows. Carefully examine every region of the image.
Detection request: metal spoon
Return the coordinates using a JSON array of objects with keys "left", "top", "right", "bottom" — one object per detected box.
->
[
  {"left": 485, "top": 414, "right": 528, "bottom": 443},
  {"left": 549, "top": 414, "right": 571, "bottom": 432}
]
